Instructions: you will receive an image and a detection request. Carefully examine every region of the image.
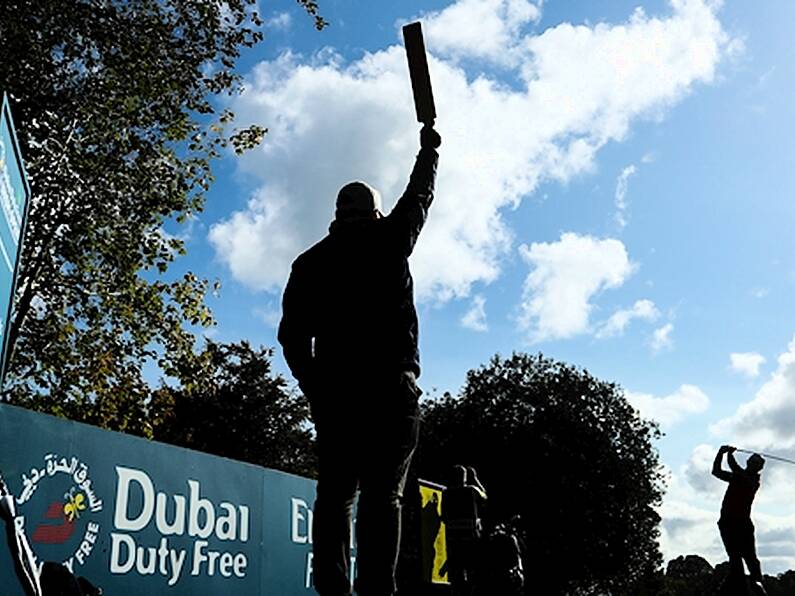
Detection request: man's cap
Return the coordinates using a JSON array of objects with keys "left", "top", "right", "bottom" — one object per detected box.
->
[
  {"left": 748, "top": 453, "right": 765, "bottom": 470},
  {"left": 336, "top": 181, "right": 382, "bottom": 218}
]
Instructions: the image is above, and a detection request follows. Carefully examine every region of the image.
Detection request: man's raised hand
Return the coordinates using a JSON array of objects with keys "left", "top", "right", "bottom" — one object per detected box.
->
[{"left": 421, "top": 124, "right": 441, "bottom": 149}]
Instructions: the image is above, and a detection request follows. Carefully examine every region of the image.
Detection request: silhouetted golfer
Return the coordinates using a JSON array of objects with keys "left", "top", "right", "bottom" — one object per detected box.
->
[
  {"left": 279, "top": 123, "right": 440, "bottom": 596},
  {"left": 712, "top": 445, "right": 767, "bottom": 596},
  {"left": 441, "top": 465, "right": 487, "bottom": 596}
]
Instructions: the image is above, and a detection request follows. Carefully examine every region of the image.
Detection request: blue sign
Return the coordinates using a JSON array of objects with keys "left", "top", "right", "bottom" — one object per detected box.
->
[
  {"left": 0, "top": 93, "right": 32, "bottom": 385},
  {"left": 0, "top": 404, "right": 331, "bottom": 595}
]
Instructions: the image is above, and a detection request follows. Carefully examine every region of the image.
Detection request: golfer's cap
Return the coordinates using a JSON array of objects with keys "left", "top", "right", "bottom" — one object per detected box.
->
[{"left": 336, "top": 181, "right": 382, "bottom": 216}]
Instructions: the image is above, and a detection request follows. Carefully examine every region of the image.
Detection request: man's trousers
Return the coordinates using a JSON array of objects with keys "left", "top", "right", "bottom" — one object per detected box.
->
[
  {"left": 310, "top": 372, "right": 421, "bottom": 596},
  {"left": 719, "top": 518, "right": 763, "bottom": 590}
]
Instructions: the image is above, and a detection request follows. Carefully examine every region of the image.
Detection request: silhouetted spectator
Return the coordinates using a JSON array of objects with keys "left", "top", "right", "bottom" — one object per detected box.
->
[
  {"left": 75, "top": 577, "right": 102, "bottom": 596},
  {"left": 712, "top": 445, "right": 767, "bottom": 596},
  {"left": 1, "top": 473, "right": 42, "bottom": 596},
  {"left": 279, "top": 123, "right": 440, "bottom": 596},
  {"left": 442, "top": 465, "right": 487, "bottom": 596},
  {"left": 480, "top": 518, "right": 524, "bottom": 596},
  {"left": 40, "top": 562, "right": 83, "bottom": 596}
]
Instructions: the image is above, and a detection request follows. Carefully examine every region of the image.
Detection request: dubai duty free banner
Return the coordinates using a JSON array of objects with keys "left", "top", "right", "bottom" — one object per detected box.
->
[{"left": 0, "top": 403, "right": 321, "bottom": 595}]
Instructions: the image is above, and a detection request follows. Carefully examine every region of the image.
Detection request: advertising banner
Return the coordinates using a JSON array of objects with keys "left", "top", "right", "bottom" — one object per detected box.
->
[
  {"left": 0, "top": 403, "right": 321, "bottom": 595},
  {"left": 0, "top": 94, "right": 31, "bottom": 385}
]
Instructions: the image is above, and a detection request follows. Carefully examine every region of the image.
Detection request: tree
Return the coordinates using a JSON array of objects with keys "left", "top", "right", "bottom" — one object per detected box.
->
[
  {"left": 149, "top": 340, "right": 316, "bottom": 477},
  {"left": 0, "top": 0, "right": 324, "bottom": 433},
  {"left": 410, "top": 353, "right": 664, "bottom": 595},
  {"left": 661, "top": 555, "right": 715, "bottom": 595},
  {"left": 657, "top": 555, "right": 795, "bottom": 595}
]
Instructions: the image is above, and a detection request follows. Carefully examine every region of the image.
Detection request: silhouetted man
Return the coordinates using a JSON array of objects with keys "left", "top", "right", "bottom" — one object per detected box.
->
[
  {"left": 442, "top": 465, "right": 487, "bottom": 596},
  {"left": 278, "top": 123, "right": 440, "bottom": 596},
  {"left": 712, "top": 445, "right": 767, "bottom": 596},
  {"left": 482, "top": 517, "right": 524, "bottom": 596}
]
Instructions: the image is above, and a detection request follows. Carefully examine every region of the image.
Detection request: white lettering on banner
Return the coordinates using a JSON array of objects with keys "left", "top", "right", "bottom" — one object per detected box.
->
[
  {"left": 239, "top": 505, "right": 249, "bottom": 542},
  {"left": 156, "top": 492, "right": 186, "bottom": 535},
  {"left": 291, "top": 497, "right": 313, "bottom": 544},
  {"left": 191, "top": 540, "right": 247, "bottom": 578},
  {"left": 110, "top": 533, "right": 188, "bottom": 586},
  {"left": 113, "top": 467, "right": 249, "bottom": 541},
  {"left": 170, "top": 546, "right": 187, "bottom": 585},
  {"left": 216, "top": 503, "right": 237, "bottom": 540},
  {"left": 110, "top": 533, "right": 135, "bottom": 574},
  {"left": 305, "top": 552, "right": 313, "bottom": 589},
  {"left": 16, "top": 453, "right": 104, "bottom": 573},
  {"left": 187, "top": 480, "right": 215, "bottom": 539},
  {"left": 114, "top": 467, "right": 155, "bottom": 532},
  {"left": 74, "top": 522, "right": 100, "bottom": 565},
  {"left": 302, "top": 552, "right": 356, "bottom": 591},
  {"left": 111, "top": 466, "right": 251, "bottom": 586},
  {"left": 296, "top": 497, "right": 357, "bottom": 591}
]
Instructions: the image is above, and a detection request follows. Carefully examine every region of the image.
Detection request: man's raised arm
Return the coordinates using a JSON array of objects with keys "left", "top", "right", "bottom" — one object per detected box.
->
[
  {"left": 712, "top": 445, "right": 732, "bottom": 482},
  {"left": 387, "top": 124, "right": 440, "bottom": 256},
  {"left": 726, "top": 446, "right": 744, "bottom": 474}
]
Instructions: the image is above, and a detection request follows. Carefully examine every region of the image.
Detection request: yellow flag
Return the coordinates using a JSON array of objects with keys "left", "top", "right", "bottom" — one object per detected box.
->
[{"left": 418, "top": 480, "right": 449, "bottom": 584}]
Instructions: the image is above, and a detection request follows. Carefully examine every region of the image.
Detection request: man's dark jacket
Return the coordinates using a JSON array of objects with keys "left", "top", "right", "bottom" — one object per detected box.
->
[{"left": 278, "top": 147, "right": 438, "bottom": 390}]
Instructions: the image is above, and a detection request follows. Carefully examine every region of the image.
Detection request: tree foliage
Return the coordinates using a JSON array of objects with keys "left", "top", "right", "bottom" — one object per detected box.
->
[
  {"left": 410, "top": 353, "right": 665, "bottom": 595},
  {"left": 659, "top": 555, "right": 795, "bottom": 595},
  {"left": 660, "top": 555, "right": 721, "bottom": 595},
  {"left": 149, "top": 340, "right": 316, "bottom": 477},
  {"left": 0, "top": 0, "right": 324, "bottom": 432}
]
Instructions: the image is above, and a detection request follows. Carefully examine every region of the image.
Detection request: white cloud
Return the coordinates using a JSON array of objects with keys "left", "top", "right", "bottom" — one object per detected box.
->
[
  {"left": 266, "top": 12, "right": 291, "bottom": 30},
  {"left": 596, "top": 298, "right": 659, "bottom": 338},
  {"left": 626, "top": 384, "right": 709, "bottom": 428},
  {"left": 658, "top": 496, "right": 724, "bottom": 567},
  {"left": 255, "top": 304, "right": 281, "bottom": 328},
  {"left": 420, "top": 0, "right": 542, "bottom": 67},
  {"left": 651, "top": 322, "right": 674, "bottom": 353},
  {"left": 517, "top": 233, "right": 634, "bottom": 342},
  {"left": 614, "top": 164, "right": 637, "bottom": 229},
  {"left": 655, "top": 463, "right": 722, "bottom": 567},
  {"left": 729, "top": 351, "right": 766, "bottom": 378},
  {"left": 461, "top": 294, "right": 488, "bottom": 332},
  {"left": 712, "top": 336, "right": 795, "bottom": 452},
  {"left": 682, "top": 443, "right": 724, "bottom": 497},
  {"left": 209, "top": 0, "right": 736, "bottom": 299}
]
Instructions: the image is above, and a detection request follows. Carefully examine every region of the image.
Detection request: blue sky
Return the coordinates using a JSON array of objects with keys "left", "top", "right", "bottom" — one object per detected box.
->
[{"left": 167, "top": 0, "right": 795, "bottom": 572}]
